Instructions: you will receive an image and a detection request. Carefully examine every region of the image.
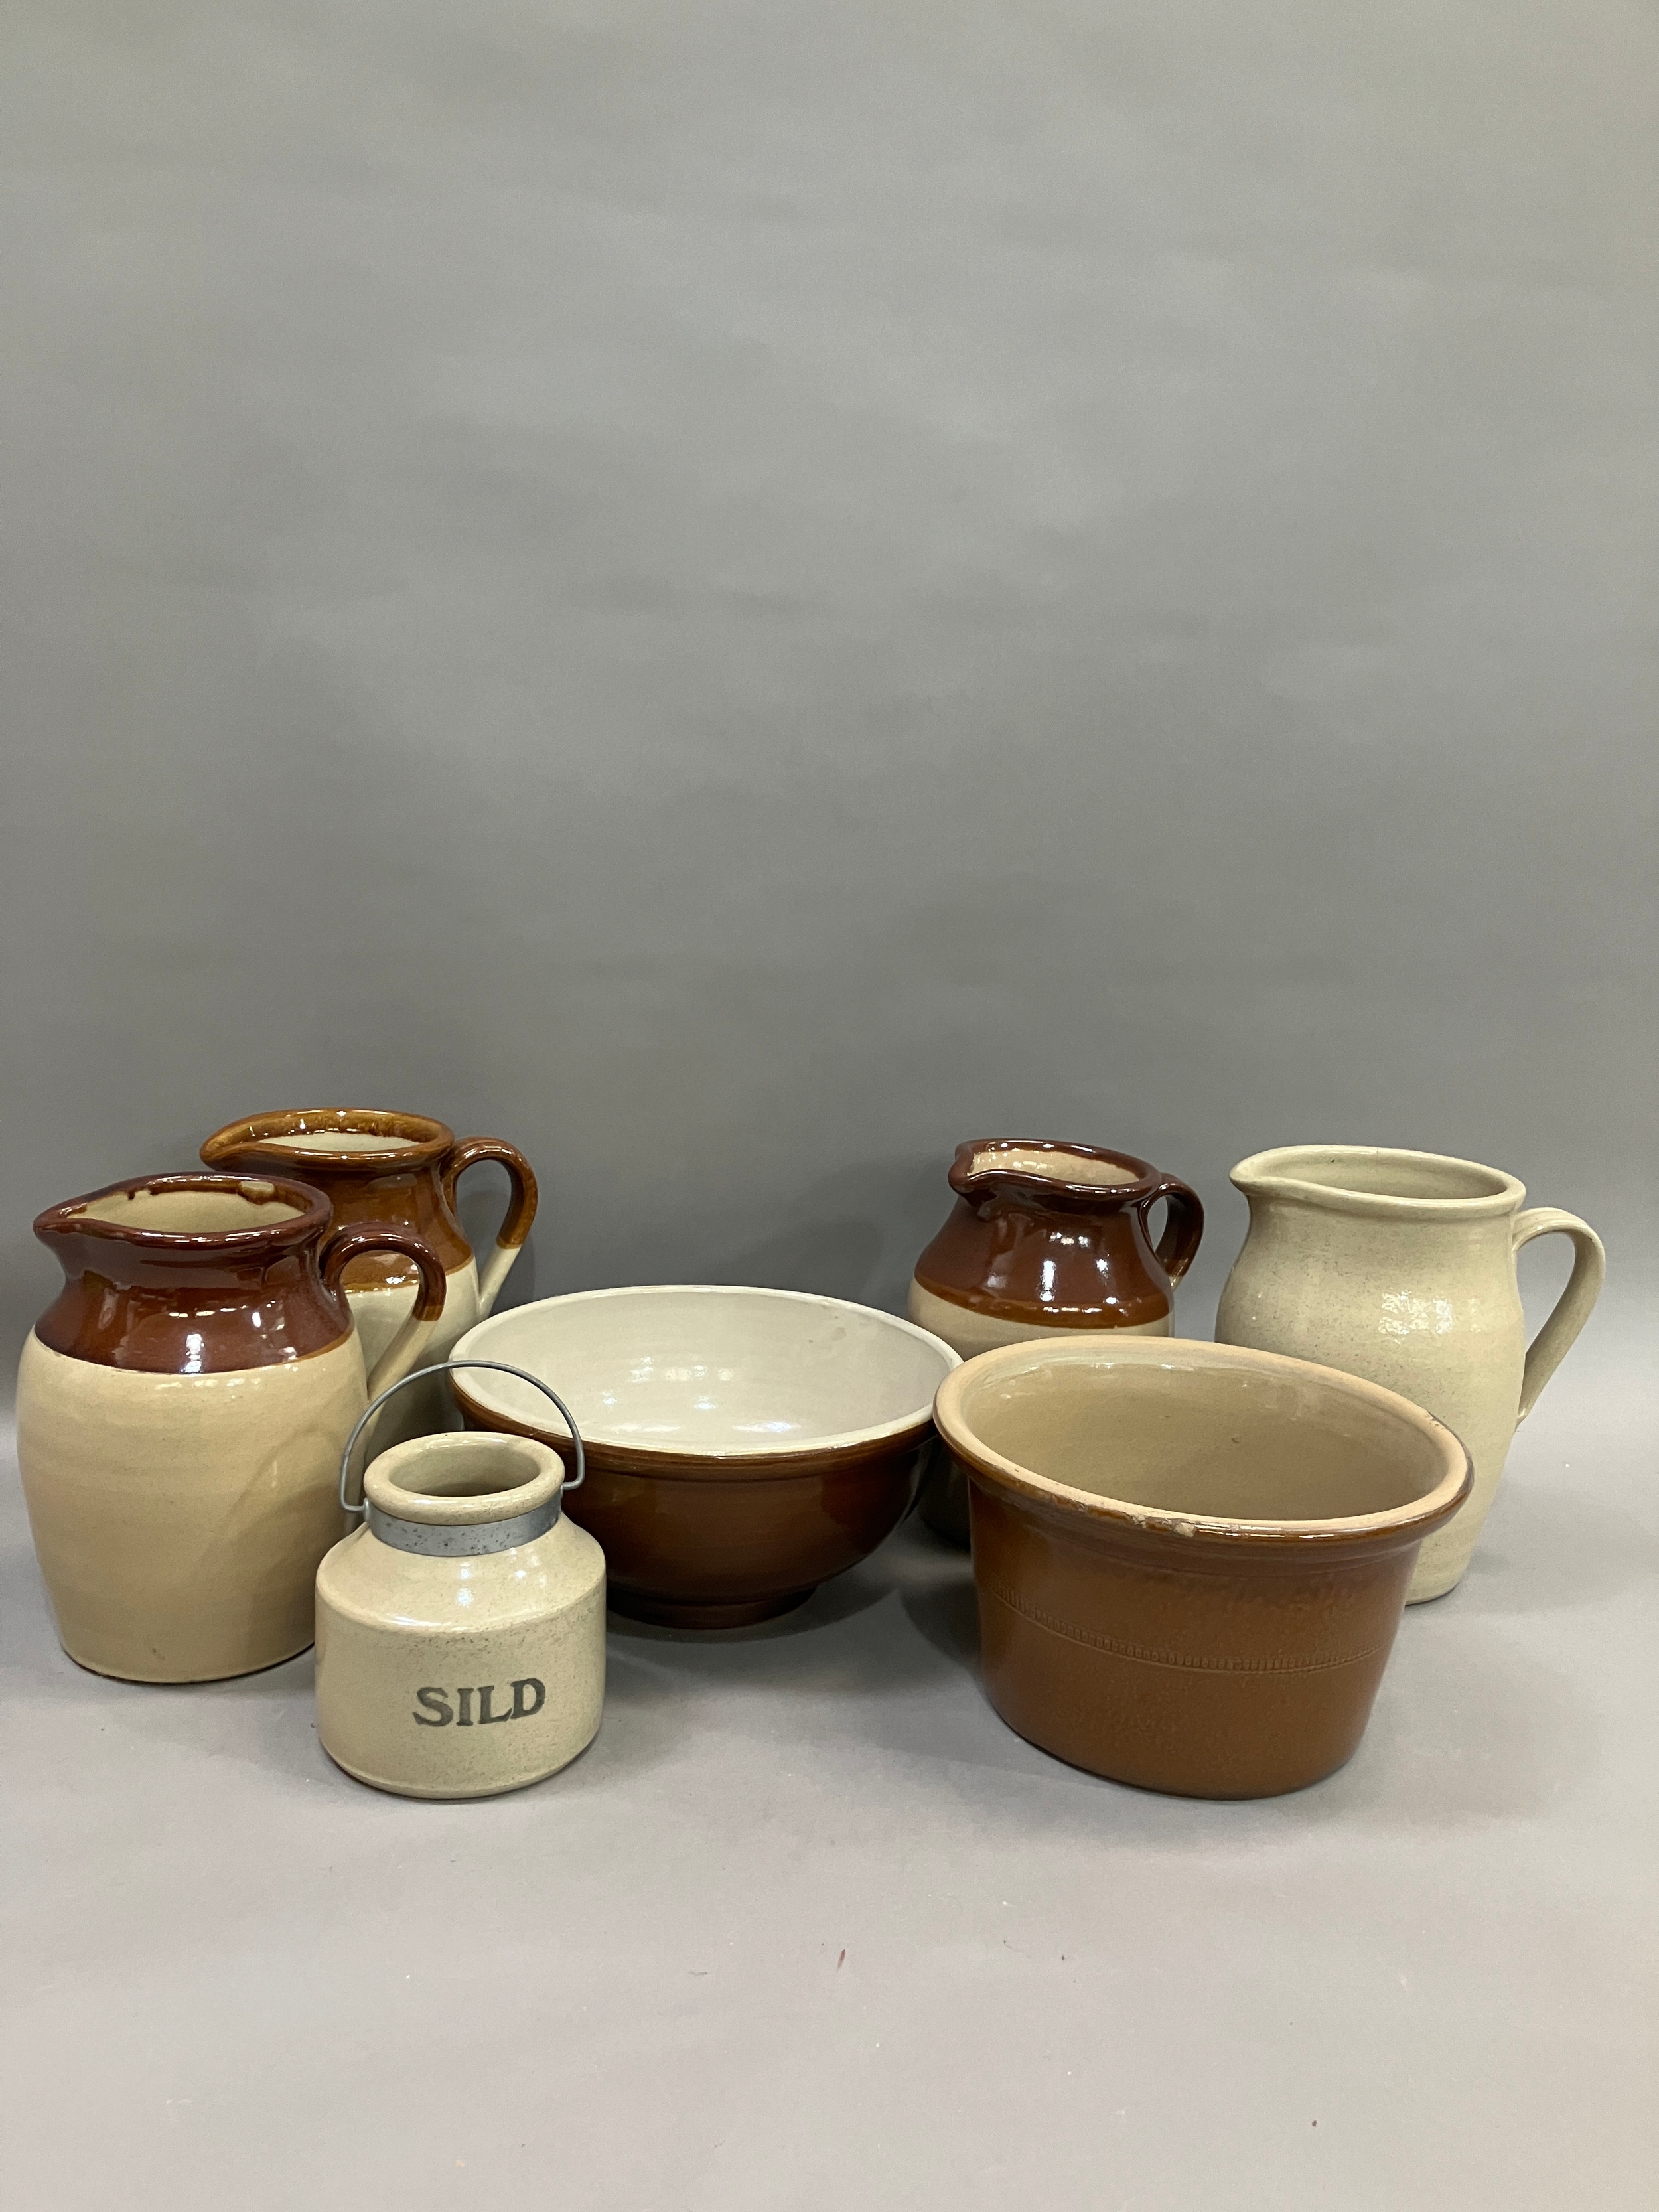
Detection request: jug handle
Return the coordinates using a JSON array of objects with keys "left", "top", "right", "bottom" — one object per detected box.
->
[
  {"left": 1140, "top": 1175, "right": 1205, "bottom": 1288},
  {"left": 320, "top": 1224, "right": 449, "bottom": 1399},
  {"left": 441, "top": 1137, "right": 539, "bottom": 1318},
  {"left": 1512, "top": 1208, "right": 1605, "bottom": 1420}
]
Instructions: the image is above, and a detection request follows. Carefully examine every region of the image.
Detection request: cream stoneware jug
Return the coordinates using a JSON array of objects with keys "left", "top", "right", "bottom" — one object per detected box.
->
[
  {"left": 200, "top": 1109, "right": 538, "bottom": 1448},
  {"left": 315, "top": 1361, "right": 604, "bottom": 1799},
  {"left": 16, "top": 1172, "right": 447, "bottom": 1682},
  {"left": 1215, "top": 1145, "right": 1605, "bottom": 1603}
]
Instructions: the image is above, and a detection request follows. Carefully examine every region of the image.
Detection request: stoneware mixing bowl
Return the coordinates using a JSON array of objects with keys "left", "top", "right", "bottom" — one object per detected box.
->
[
  {"left": 933, "top": 1337, "right": 1471, "bottom": 1798},
  {"left": 450, "top": 1287, "right": 960, "bottom": 1628}
]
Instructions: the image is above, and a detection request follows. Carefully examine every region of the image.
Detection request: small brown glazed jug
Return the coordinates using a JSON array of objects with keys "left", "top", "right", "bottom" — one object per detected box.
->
[
  {"left": 908, "top": 1140, "right": 1204, "bottom": 1542},
  {"left": 15, "top": 1171, "right": 447, "bottom": 1683},
  {"left": 200, "top": 1108, "right": 538, "bottom": 1446}
]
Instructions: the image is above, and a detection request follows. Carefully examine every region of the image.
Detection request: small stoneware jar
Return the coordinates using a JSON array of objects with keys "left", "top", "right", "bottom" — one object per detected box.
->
[
  {"left": 909, "top": 1139, "right": 1204, "bottom": 1543},
  {"left": 200, "top": 1108, "right": 538, "bottom": 1448},
  {"left": 315, "top": 1362, "right": 605, "bottom": 1799},
  {"left": 16, "top": 1172, "right": 447, "bottom": 1683}
]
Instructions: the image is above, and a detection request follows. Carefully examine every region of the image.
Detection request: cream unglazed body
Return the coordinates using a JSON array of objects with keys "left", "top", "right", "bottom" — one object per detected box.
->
[
  {"left": 16, "top": 1173, "right": 447, "bottom": 1682},
  {"left": 1216, "top": 1145, "right": 1604, "bottom": 1602}
]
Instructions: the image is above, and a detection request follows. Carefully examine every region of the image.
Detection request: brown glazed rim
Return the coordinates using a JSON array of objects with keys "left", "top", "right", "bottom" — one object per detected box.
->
[
  {"left": 33, "top": 1171, "right": 334, "bottom": 1254},
  {"left": 948, "top": 1138, "right": 1163, "bottom": 1206},
  {"left": 200, "top": 1108, "right": 455, "bottom": 1171},
  {"left": 934, "top": 1336, "right": 1473, "bottom": 1548}
]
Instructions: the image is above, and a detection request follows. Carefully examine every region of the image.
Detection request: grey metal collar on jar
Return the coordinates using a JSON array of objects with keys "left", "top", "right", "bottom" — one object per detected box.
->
[{"left": 364, "top": 1496, "right": 561, "bottom": 1557}]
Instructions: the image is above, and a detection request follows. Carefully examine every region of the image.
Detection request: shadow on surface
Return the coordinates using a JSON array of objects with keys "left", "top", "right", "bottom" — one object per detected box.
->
[
  {"left": 899, "top": 1567, "right": 979, "bottom": 1676},
  {"left": 603, "top": 1553, "right": 893, "bottom": 1646},
  {"left": 1282, "top": 1609, "right": 1601, "bottom": 1836},
  {"left": 1452, "top": 1480, "right": 1659, "bottom": 1619}
]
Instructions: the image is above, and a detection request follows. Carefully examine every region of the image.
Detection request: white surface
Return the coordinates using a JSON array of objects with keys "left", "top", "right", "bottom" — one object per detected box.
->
[
  {"left": 456, "top": 1286, "right": 958, "bottom": 1451},
  {"left": 1, "top": 1327, "right": 1654, "bottom": 2209}
]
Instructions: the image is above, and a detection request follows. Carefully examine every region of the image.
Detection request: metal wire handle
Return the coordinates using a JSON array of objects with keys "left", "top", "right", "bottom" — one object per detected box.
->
[{"left": 338, "top": 1357, "right": 587, "bottom": 1516}]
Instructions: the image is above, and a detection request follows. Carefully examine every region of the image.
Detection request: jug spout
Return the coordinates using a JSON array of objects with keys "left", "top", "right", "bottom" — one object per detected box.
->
[
  {"left": 1229, "top": 1145, "right": 1524, "bottom": 1219},
  {"left": 950, "top": 1140, "right": 1156, "bottom": 1211}
]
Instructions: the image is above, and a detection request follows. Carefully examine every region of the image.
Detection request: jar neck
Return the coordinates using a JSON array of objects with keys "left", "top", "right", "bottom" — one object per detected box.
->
[{"left": 364, "top": 1497, "right": 561, "bottom": 1555}]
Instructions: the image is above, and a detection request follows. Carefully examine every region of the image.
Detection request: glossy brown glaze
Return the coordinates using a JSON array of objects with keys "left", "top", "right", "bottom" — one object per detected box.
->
[
  {"left": 913, "top": 1138, "right": 1204, "bottom": 1544},
  {"left": 319, "top": 1225, "right": 449, "bottom": 1322},
  {"left": 200, "top": 1109, "right": 538, "bottom": 1290},
  {"left": 441, "top": 1136, "right": 538, "bottom": 1250},
  {"left": 451, "top": 1379, "right": 932, "bottom": 1629},
  {"left": 32, "top": 1173, "right": 448, "bottom": 1374},
  {"left": 936, "top": 1339, "right": 1471, "bottom": 1799},
  {"left": 914, "top": 1138, "right": 1203, "bottom": 1329}
]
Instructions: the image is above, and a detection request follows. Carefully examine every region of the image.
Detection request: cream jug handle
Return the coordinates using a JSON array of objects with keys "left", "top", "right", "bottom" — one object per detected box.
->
[
  {"left": 1512, "top": 1208, "right": 1606, "bottom": 1421},
  {"left": 338, "top": 1357, "right": 586, "bottom": 1514},
  {"left": 441, "top": 1138, "right": 540, "bottom": 1317},
  {"left": 320, "top": 1224, "right": 449, "bottom": 1400}
]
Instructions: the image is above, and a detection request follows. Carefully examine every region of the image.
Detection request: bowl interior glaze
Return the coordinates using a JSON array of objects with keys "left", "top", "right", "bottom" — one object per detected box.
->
[
  {"left": 453, "top": 1286, "right": 958, "bottom": 1458},
  {"left": 945, "top": 1341, "right": 1463, "bottom": 1528}
]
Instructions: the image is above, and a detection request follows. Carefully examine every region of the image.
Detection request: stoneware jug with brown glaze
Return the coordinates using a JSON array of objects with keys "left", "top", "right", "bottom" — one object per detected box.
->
[
  {"left": 908, "top": 1139, "right": 1204, "bottom": 1542},
  {"left": 1216, "top": 1145, "right": 1605, "bottom": 1603},
  {"left": 15, "top": 1171, "right": 447, "bottom": 1682},
  {"left": 200, "top": 1108, "right": 537, "bottom": 1447},
  {"left": 315, "top": 1360, "right": 605, "bottom": 1799}
]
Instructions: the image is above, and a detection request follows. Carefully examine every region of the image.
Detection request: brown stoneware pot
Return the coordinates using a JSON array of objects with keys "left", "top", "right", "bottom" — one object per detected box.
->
[
  {"left": 932, "top": 1336, "right": 1471, "bottom": 1798},
  {"left": 910, "top": 1140, "right": 1204, "bottom": 1544},
  {"left": 200, "top": 1108, "right": 538, "bottom": 1447},
  {"left": 448, "top": 1286, "right": 960, "bottom": 1629},
  {"left": 15, "top": 1171, "right": 447, "bottom": 1682}
]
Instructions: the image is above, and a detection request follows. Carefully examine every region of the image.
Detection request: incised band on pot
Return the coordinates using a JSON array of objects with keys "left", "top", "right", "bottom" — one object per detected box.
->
[{"left": 934, "top": 1335, "right": 1473, "bottom": 1799}]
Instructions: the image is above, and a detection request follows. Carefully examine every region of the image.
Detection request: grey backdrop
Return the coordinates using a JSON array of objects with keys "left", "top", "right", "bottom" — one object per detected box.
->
[
  {"left": 4, "top": 15, "right": 1658, "bottom": 2211},
  {"left": 3, "top": 1, "right": 1654, "bottom": 1364}
]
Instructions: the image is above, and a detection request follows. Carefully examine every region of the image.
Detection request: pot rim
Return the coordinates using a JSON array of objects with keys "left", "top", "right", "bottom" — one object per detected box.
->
[
  {"left": 450, "top": 1284, "right": 960, "bottom": 1464},
  {"left": 201, "top": 1107, "right": 455, "bottom": 1173},
  {"left": 934, "top": 1335, "right": 1472, "bottom": 1546},
  {"left": 33, "top": 1171, "right": 333, "bottom": 1254},
  {"left": 363, "top": 1431, "right": 563, "bottom": 1527},
  {"left": 1229, "top": 1143, "right": 1524, "bottom": 1220},
  {"left": 948, "top": 1137, "right": 1161, "bottom": 1207}
]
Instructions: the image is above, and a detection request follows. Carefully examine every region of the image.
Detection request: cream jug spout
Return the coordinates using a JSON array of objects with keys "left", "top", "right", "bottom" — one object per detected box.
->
[{"left": 1228, "top": 1144, "right": 1526, "bottom": 1218}]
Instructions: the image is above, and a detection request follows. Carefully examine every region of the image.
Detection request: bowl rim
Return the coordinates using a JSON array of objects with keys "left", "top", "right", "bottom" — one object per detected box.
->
[
  {"left": 934, "top": 1335, "right": 1472, "bottom": 1544},
  {"left": 449, "top": 1283, "right": 962, "bottom": 1461}
]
